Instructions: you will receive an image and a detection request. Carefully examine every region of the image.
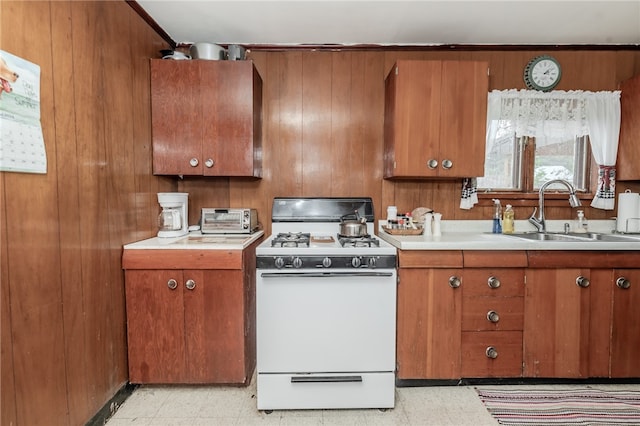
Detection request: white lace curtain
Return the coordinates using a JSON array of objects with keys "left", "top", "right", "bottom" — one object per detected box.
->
[{"left": 486, "top": 89, "right": 621, "bottom": 210}]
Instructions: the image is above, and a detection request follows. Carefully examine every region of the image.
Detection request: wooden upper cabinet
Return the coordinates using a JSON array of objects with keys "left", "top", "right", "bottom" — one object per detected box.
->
[
  {"left": 384, "top": 60, "right": 489, "bottom": 179},
  {"left": 150, "top": 59, "right": 262, "bottom": 177},
  {"left": 617, "top": 73, "right": 640, "bottom": 181}
]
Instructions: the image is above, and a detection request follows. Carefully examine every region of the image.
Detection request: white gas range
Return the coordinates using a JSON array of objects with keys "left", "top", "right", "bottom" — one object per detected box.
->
[{"left": 255, "top": 197, "right": 397, "bottom": 411}]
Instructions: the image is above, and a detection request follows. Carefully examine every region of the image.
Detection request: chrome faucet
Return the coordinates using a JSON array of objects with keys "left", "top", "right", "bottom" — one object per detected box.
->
[{"left": 528, "top": 179, "right": 582, "bottom": 233}]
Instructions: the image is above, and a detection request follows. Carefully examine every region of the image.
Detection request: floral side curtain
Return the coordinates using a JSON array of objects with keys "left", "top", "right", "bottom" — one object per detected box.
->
[
  {"left": 471, "top": 89, "right": 621, "bottom": 210},
  {"left": 585, "top": 91, "right": 621, "bottom": 210}
]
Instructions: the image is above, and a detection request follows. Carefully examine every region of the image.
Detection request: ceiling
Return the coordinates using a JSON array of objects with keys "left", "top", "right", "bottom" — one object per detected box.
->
[{"left": 136, "top": 0, "right": 640, "bottom": 47}]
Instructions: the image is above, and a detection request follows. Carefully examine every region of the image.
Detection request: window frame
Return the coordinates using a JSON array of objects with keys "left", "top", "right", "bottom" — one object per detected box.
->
[{"left": 477, "top": 135, "right": 597, "bottom": 207}]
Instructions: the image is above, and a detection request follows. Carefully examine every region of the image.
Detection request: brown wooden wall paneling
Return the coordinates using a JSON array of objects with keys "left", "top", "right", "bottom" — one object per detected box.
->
[
  {"left": 2, "top": 1, "right": 69, "bottom": 424},
  {"left": 50, "top": 2, "right": 90, "bottom": 423},
  {"left": 1, "top": 1, "right": 172, "bottom": 425}
]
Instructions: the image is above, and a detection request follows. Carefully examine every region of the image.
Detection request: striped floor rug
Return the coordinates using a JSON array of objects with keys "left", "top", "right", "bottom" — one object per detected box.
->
[{"left": 476, "top": 388, "right": 640, "bottom": 425}]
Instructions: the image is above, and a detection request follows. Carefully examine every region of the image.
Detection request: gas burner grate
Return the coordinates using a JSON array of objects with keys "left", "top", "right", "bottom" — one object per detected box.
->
[
  {"left": 338, "top": 235, "right": 381, "bottom": 248},
  {"left": 271, "top": 232, "right": 311, "bottom": 248}
]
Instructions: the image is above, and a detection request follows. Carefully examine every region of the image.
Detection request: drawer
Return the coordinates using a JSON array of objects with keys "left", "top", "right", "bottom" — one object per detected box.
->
[
  {"left": 462, "top": 296, "right": 524, "bottom": 331},
  {"left": 463, "top": 268, "right": 524, "bottom": 297},
  {"left": 461, "top": 331, "right": 523, "bottom": 378}
]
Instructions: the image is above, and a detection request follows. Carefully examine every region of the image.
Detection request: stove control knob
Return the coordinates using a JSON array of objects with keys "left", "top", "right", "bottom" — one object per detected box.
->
[
  {"left": 274, "top": 257, "right": 285, "bottom": 269},
  {"left": 292, "top": 257, "right": 303, "bottom": 269},
  {"left": 322, "top": 257, "right": 332, "bottom": 268},
  {"left": 367, "top": 257, "right": 377, "bottom": 268},
  {"left": 351, "top": 256, "right": 362, "bottom": 268}
]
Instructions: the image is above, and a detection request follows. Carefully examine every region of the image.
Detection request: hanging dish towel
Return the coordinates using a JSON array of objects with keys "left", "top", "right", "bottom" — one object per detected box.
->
[{"left": 460, "top": 178, "right": 478, "bottom": 210}]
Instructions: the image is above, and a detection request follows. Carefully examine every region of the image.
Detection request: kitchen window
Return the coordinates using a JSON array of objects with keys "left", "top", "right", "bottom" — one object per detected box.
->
[
  {"left": 477, "top": 125, "right": 591, "bottom": 193},
  {"left": 473, "top": 89, "right": 621, "bottom": 210}
]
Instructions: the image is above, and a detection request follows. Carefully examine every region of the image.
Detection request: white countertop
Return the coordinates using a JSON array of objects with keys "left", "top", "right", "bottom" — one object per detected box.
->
[
  {"left": 124, "top": 231, "right": 264, "bottom": 250},
  {"left": 377, "top": 220, "right": 640, "bottom": 251}
]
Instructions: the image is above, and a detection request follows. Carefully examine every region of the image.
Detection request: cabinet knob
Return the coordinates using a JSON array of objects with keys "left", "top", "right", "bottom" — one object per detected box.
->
[
  {"left": 487, "top": 310, "right": 500, "bottom": 323},
  {"left": 427, "top": 159, "right": 438, "bottom": 169},
  {"left": 448, "top": 276, "right": 461, "bottom": 288},
  {"left": 486, "top": 346, "right": 498, "bottom": 359},
  {"left": 167, "top": 278, "right": 178, "bottom": 290},
  {"left": 441, "top": 159, "right": 453, "bottom": 169},
  {"left": 487, "top": 276, "right": 501, "bottom": 288},
  {"left": 189, "top": 158, "right": 199, "bottom": 167},
  {"left": 616, "top": 277, "right": 631, "bottom": 290},
  {"left": 205, "top": 158, "right": 215, "bottom": 168},
  {"left": 185, "top": 279, "right": 196, "bottom": 290},
  {"left": 576, "top": 276, "right": 590, "bottom": 288}
]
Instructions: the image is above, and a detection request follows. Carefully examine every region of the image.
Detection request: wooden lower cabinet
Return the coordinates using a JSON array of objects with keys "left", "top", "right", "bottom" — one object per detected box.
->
[
  {"left": 123, "top": 244, "right": 258, "bottom": 385},
  {"left": 397, "top": 267, "right": 462, "bottom": 379},
  {"left": 523, "top": 268, "right": 592, "bottom": 378},
  {"left": 397, "top": 249, "right": 639, "bottom": 380},
  {"left": 461, "top": 268, "right": 524, "bottom": 378},
  {"left": 610, "top": 269, "right": 640, "bottom": 377}
]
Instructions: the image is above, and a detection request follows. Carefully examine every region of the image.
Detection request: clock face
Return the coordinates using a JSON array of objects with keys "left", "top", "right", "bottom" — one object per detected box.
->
[{"left": 524, "top": 56, "right": 561, "bottom": 91}]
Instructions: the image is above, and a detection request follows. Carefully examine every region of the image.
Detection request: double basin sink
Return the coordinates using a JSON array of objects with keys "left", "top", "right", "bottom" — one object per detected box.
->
[{"left": 504, "top": 232, "right": 640, "bottom": 243}]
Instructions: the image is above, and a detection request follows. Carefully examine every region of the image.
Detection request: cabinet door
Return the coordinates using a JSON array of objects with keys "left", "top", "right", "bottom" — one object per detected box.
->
[
  {"left": 125, "top": 270, "right": 186, "bottom": 383},
  {"left": 384, "top": 61, "right": 442, "bottom": 178},
  {"left": 523, "top": 268, "right": 591, "bottom": 378},
  {"left": 610, "top": 269, "right": 640, "bottom": 377},
  {"left": 201, "top": 61, "right": 261, "bottom": 176},
  {"left": 183, "top": 269, "right": 247, "bottom": 383},
  {"left": 397, "top": 268, "right": 462, "bottom": 379},
  {"left": 439, "top": 61, "right": 488, "bottom": 177},
  {"left": 617, "top": 74, "right": 640, "bottom": 181},
  {"left": 151, "top": 60, "right": 204, "bottom": 175},
  {"left": 384, "top": 60, "right": 488, "bottom": 178}
]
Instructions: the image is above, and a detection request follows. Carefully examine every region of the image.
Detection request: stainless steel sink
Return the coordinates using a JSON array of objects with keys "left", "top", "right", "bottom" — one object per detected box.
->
[
  {"left": 506, "top": 232, "right": 588, "bottom": 242},
  {"left": 504, "top": 232, "right": 640, "bottom": 243}
]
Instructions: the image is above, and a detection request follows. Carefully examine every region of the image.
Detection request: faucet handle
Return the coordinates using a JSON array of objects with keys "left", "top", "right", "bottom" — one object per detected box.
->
[{"left": 529, "top": 207, "right": 538, "bottom": 220}]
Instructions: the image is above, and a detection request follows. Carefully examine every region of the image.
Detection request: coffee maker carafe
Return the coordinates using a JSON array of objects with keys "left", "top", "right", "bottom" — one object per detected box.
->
[{"left": 157, "top": 192, "right": 189, "bottom": 238}]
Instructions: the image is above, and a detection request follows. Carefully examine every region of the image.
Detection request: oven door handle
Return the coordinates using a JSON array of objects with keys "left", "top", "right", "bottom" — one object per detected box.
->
[
  {"left": 260, "top": 272, "right": 394, "bottom": 278},
  {"left": 291, "top": 375, "right": 363, "bottom": 383}
]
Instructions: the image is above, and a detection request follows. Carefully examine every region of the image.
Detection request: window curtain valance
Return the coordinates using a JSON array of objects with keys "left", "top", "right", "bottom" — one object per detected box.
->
[{"left": 485, "top": 89, "right": 621, "bottom": 210}]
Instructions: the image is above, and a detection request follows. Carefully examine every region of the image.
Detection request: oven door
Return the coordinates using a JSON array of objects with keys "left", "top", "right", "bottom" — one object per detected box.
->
[{"left": 256, "top": 270, "right": 396, "bottom": 373}]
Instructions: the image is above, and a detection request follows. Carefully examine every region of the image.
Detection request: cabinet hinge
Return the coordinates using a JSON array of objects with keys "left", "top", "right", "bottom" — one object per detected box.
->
[
  {"left": 395, "top": 66, "right": 399, "bottom": 75},
  {"left": 393, "top": 161, "right": 397, "bottom": 169},
  {"left": 487, "top": 67, "right": 490, "bottom": 76}
]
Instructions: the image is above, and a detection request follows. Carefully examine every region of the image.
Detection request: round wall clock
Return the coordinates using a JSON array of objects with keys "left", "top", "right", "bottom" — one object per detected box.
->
[{"left": 524, "top": 55, "right": 562, "bottom": 91}]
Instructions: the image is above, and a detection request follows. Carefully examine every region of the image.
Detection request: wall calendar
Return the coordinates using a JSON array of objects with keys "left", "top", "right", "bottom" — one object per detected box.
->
[{"left": 0, "top": 50, "right": 46, "bottom": 174}]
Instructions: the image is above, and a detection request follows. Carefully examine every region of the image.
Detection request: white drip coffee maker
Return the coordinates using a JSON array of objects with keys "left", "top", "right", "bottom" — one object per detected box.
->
[{"left": 157, "top": 192, "right": 189, "bottom": 238}]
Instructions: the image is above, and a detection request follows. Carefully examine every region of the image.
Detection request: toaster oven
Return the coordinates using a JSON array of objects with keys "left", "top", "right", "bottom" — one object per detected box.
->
[{"left": 200, "top": 208, "right": 258, "bottom": 234}]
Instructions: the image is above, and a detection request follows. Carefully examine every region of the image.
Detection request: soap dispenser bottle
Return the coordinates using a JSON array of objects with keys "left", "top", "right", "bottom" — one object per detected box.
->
[
  {"left": 492, "top": 199, "right": 502, "bottom": 234},
  {"left": 502, "top": 204, "right": 515, "bottom": 234},
  {"left": 573, "top": 210, "right": 588, "bottom": 233}
]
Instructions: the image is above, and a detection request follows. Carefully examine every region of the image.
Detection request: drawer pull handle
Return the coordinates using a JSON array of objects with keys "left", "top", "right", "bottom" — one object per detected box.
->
[
  {"left": 616, "top": 277, "right": 631, "bottom": 289},
  {"left": 576, "top": 276, "right": 590, "bottom": 288},
  {"left": 487, "top": 276, "right": 501, "bottom": 289},
  {"left": 189, "top": 157, "right": 199, "bottom": 167},
  {"left": 291, "top": 375, "right": 362, "bottom": 383},
  {"left": 441, "top": 159, "right": 453, "bottom": 169},
  {"left": 167, "top": 279, "right": 178, "bottom": 290},
  {"left": 427, "top": 159, "right": 438, "bottom": 169},
  {"left": 185, "top": 279, "right": 196, "bottom": 290},
  {"left": 486, "top": 346, "right": 498, "bottom": 359},
  {"left": 448, "top": 276, "right": 461, "bottom": 288},
  {"left": 205, "top": 158, "right": 215, "bottom": 168},
  {"left": 487, "top": 310, "right": 500, "bottom": 323}
]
